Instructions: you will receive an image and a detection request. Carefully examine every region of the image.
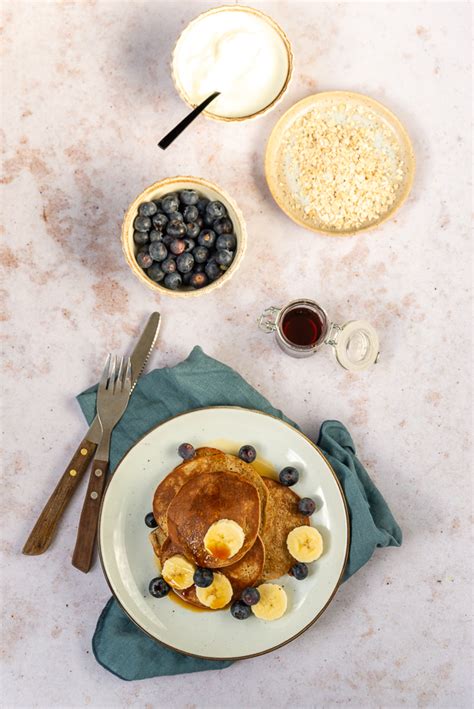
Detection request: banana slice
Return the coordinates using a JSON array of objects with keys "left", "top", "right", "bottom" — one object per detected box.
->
[
  {"left": 195, "top": 572, "right": 233, "bottom": 609},
  {"left": 162, "top": 555, "right": 195, "bottom": 590},
  {"left": 252, "top": 583, "right": 287, "bottom": 621},
  {"left": 286, "top": 525, "right": 323, "bottom": 563},
  {"left": 203, "top": 519, "right": 245, "bottom": 561}
]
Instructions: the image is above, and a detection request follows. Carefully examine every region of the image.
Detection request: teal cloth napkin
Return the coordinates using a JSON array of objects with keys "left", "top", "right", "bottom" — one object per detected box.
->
[{"left": 77, "top": 346, "right": 402, "bottom": 681}]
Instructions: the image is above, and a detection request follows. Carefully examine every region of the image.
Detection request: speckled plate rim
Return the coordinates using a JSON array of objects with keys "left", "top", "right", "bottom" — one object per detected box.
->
[
  {"left": 98, "top": 406, "right": 350, "bottom": 661},
  {"left": 264, "top": 91, "right": 416, "bottom": 236},
  {"left": 121, "top": 176, "right": 247, "bottom": 298},
  {"left": 171, "top": 4, "right": 293, "bottom": 122}
]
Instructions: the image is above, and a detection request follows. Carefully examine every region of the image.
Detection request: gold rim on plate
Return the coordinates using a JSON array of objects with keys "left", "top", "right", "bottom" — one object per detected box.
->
[
  {"left": 171, "top": 5, "right": 293, "bottom": 122},
  {"left": 265, "top": 91, "right": 416, "bottom": 236},
  {"left": 98, "top": 406, "right": 350, "bottom": 661}
]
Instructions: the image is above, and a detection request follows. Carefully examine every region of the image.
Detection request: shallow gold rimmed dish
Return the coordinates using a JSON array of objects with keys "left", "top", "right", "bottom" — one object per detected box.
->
[
  {"left": 99, "top": 407, "right": 349, "bottom": 660},
  {"left": 265, "top": 91, "right": 416, "bottom": 236},
  {"left": 171, "top": 5, "right": 293, "bottom": 122}
]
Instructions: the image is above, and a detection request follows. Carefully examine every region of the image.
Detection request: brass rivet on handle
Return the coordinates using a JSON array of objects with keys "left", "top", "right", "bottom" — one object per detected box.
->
[
  {"left": 69, "top": 469, "right": 77, "bottom": 477},
  {"left": 80, "top": 448, "right": 88, "bottom": 456},
  {"left": 94, "top": 469, "right": 102, "bottom": 477},
  {"left": 90, "top": 491, "right": 99, "bottom": 500}
]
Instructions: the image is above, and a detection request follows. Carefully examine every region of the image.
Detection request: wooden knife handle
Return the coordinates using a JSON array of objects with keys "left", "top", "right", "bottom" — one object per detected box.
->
[
  {"left": 22, "top": 438, "right": 97, "bottom": 556},
  {"left": 71, "top": 459, "right": 109, "bottom": 573}
]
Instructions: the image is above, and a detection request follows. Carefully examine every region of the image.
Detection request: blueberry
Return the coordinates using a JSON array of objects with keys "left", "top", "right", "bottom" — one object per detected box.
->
[
  {"left": 186, "top": 222, "right": 200, "bottom": 238},
  {"left": 166, "top": 219, "right": 186, "bottom": 238},
  {"left": 183, "top": 205, "right": 199, "bottom": 222},
  {"left": 213, "top": 216, "right": 233, "bottom": 234},
  {"left": 162, "top": 234, "right": 174, "bottom": 247},
  {"left": 178, "top": 442, "right": 195, "bottom": 459},
  {"left": 136, "top": 250, "right": 153, "bottom": 269},
  {"left": 153, "top": 199, "right": 162, "bottom": 210},
  {"left": 206, "top": 200, "right": 227, "bottom": 221},
  {"left": 241, "top": 587, "right": 260, "bottom": 606},
  {"left": 238, "top": 445, "right": 256, "bottom": 463},
  {"left": 147, "top": 263, "right": 165, "bottom": 282},
  {"left": 182, "top": 272, "right": 193, "bottom": 286},
  {"left": 196, "top": 197, "right": 210, "bottom": 213},
  {"left": 176, "top": 252, "right": 194, "bottom": 273},
  {"left": 161, "top": 257, "right": 177, "bottom": 274},
  {"left": 170, "top": 239, "right": 186, "bottom": 255},
  {"left": 290, "top": 562, "right": 308, "bottom": 580},
  {"left": 216, "top": 233, "right": 237, "bottom": 251},
  {"left": 149, "top": 229, "right": 163, "bottom": 242},
  {"left": 152, "top": 212, "right": 168, "bottom": 230},
  {"left": 149, "top": 576, "right": 170, "bottom": 598},
  {"left": 183, "top": 238, "right": 195, "bottom": 252},
  {"left": 164, "top": 272, "right": 182, "bottom": 290},
  {"left": 161, "top": 193, "right": 179, "bottom": 214},
  {"left": 198, "top": 229, "right": 216, "bottom": 248},
  {"left": 195, "top": 215, "right": 204, "bottom": 228},
  {"left": 193, "top": 567, "right": 214, "bottom": 588},
  {"left": 149, "top": 241, "right": 167, "bottom": 262},
  {"left": 133, "top": 230, "right": 149, "bottom": 246},
  {"left": 279, "top": 466, "right": 299, "bottom": 486},
  {"left": 138, "top": 201, "right": 158, "bottom": 217},
  {"left": 230, "top": 600, "right": 251, "bottom": 620},
  {"left": 134, "top": 216, "right": 152, "bottom": 232},
  {"left": 216, "top": 249, "right": 234, "bottom": 267},
  {"left": 193, "top": 245, "right": 209, "bottom": 263},
  {"left": 190, "top": 272, "right": 208, "bottom": 289},
  {"left": 205, "top": 259, "right": 222, "bottom": 281},
  {"left": 204, "top": 211, "right": 216, "bottom": 227},
  {"left": 193, "top": 263, "right": 205, "bottom": 273},
  {"left": 144, "top": 512, "right": 158, "bottom": 528},
  {"left": 179, "top": 189, "right": 199, "bottom": 206},
  {"left": 167, "top": 211, "right": 184, "bottom": 221},
  {"left": 298, "top": 497, "right": 316, "bottom": 515}
]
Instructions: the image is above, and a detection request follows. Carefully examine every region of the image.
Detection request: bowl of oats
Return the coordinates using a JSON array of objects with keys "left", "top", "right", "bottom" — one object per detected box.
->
[{"left": 265, "top": 91, "right": 415, "bottom": 236}]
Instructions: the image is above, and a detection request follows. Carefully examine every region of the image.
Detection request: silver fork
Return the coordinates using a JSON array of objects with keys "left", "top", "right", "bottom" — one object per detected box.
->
[{"left": 72, "top": 355, "right": 132, "bottom": 573}]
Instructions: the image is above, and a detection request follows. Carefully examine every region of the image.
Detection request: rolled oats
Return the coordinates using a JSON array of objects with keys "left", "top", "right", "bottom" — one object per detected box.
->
[{"left": 283, "top": 102, "right": 405, "bottom": 231}]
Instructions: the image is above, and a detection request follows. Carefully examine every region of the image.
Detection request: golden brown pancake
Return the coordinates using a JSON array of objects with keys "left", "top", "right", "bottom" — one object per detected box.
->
[
  {"left": 159, "top": 535, "right": 265, "bottom": 608},
  {"left": 153, "top": 448, "right": 267, "bottom": 536},
  {"left": 167, "top": 471, "right": 260, "bottom": 568},
  {"left": 259, "top": 478, "right": 310, "bottom": 581},
  {"left": 148, "top": 522, "right": 167, "bottom": 558},
  {"left": 224, "top": 535, "right": 265, "bottom": 596}
]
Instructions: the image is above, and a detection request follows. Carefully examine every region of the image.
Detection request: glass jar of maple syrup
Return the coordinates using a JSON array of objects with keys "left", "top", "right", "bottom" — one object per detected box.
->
[{"left": 258, "top": 298, "right": 379, "bottom": 371}]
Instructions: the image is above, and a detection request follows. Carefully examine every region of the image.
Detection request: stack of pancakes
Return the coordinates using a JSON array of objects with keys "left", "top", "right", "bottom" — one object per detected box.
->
[{"left": 149, "top": 446, "right": 309, "bottom": 609}]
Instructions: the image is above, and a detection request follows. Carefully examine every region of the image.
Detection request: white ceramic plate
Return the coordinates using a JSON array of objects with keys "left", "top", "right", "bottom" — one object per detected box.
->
[{"left": 99, "top": 407, "right": 349, "bottom": 660}]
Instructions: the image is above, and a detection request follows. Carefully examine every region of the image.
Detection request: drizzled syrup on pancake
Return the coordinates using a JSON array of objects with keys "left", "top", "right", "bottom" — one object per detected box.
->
[
  {"left": 251, "top": 457, "right": 277, "bottom": 480},
  {"left": 207, "top": 541, "right": 231, "bottom": 560},
  {"left": 168, "top": 591, "right": 209, "bottom": 612},
  {"left": 204, "top": 439, "right": 277, "bottom": 479}
]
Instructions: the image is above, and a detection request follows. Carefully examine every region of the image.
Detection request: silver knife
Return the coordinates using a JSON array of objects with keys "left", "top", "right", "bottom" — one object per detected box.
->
[{"left": 22, "top": 312, "right": 161, "bottom": 556}]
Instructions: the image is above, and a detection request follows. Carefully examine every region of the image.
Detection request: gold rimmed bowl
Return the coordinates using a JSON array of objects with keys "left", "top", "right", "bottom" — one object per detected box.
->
[
  {"left": 265, "top": 91, "right": 416, "bottom": 236},
  {"left": 122, "top": 176, "right": 247, "bottom": 297},
  {"left": 171, "top": 5, "right": 293, "bottom": 122}
]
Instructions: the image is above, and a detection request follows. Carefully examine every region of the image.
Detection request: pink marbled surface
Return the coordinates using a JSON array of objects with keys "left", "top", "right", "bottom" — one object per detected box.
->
[{"left": 1, "top": 1, "right": 472, "bottom": 707}]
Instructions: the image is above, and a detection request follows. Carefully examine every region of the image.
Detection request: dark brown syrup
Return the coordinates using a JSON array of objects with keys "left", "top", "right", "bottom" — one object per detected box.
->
[{"left": 281, "top": 307, "right": 323, "bottom": 347}]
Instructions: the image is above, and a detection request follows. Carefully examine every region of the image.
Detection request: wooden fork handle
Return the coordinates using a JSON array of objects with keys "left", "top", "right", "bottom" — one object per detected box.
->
[
  {"left": 71, "top": 459, "right": 109, "bottom": 573},
  {"left": 22, "top": 438, "right": 97, "bottom": 556}
]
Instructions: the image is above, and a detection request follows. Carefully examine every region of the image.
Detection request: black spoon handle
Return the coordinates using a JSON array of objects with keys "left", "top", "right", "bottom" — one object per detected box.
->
[{"left": 158, "top": 92, "right": 220, "bottom": 150}]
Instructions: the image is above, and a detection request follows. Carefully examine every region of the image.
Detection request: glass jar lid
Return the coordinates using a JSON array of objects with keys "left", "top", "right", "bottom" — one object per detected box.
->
[{"left": 328, "top": 320, "right": 380, "bottom": 371}]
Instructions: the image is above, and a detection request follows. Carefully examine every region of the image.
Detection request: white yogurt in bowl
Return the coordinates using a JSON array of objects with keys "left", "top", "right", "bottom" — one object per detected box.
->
[{"left": 172, "top": 5, "right": 292, "bottom": 120}]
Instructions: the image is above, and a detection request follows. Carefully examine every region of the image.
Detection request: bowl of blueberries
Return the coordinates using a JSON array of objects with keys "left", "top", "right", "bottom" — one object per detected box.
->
[{"left": 122, "top": 176, "right": 247, "bottom": 296}]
